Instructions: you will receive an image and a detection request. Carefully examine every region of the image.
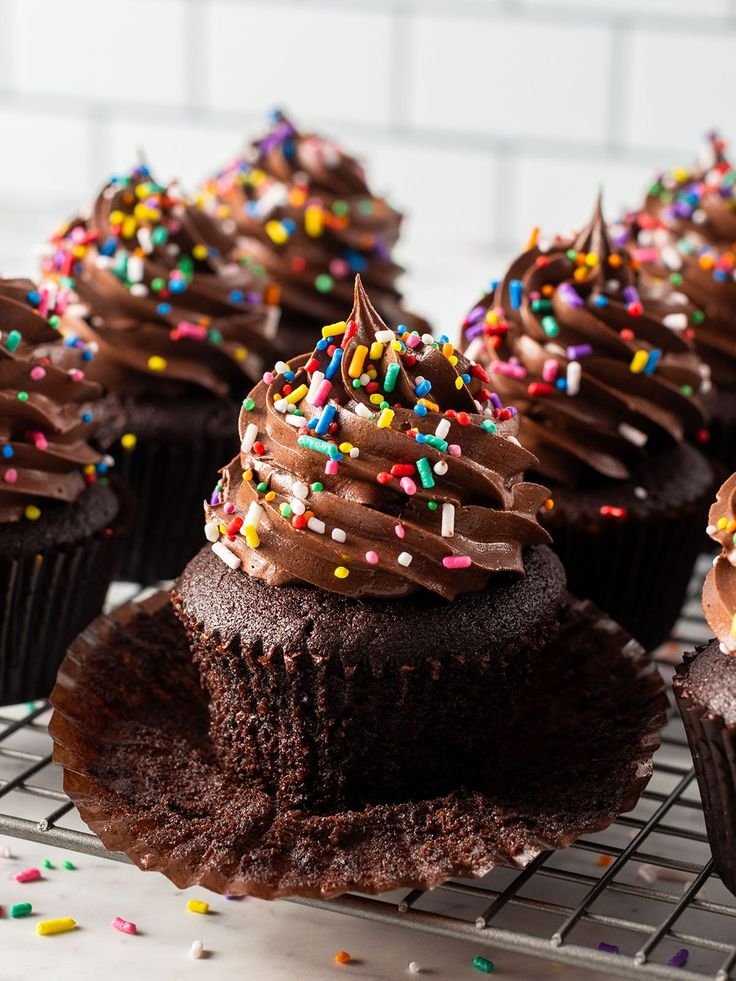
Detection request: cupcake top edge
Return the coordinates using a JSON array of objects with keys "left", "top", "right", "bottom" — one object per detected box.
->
[
  {"left": 704, "top": 472, "right": 736, "bottom": 653},
  {"left": 203, "top": 275, "right": 552, "bottom": 601},
  {"left": 0, "top": 277, "right": 110, "bottom": 523},
  {"left": 461, "top": 194, "right": 711, "bottom": 489},
  {"left": 41, "top": 161, "right": 281, "bottom": 401}
]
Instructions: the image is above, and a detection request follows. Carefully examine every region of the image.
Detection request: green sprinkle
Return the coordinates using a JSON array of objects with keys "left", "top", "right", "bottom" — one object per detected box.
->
[
  {"left": 416, "top": 457, "right": 435, "bottom": 490},
  {"left": 481, "top": 420, "right": 497, "bottom": 433},
  {"left": 315, "top": 273, "right": 334, "bottom": 294},
  {"left": 256, "top": 482, "right": 268, "bottom": 493},
  {"left": 472, "top": 956, "right": 494, "bottom": 974},
  {"left": 566, "top": 249, "right": 578, "bottom": 261},
  {"left": 5, "top": 329, "right": 21, "bottom": 352},
  {"left": 62, "top": 860, "right": 75, "bottom": 870},
  {"left": 48, "top": 315, "right": 60, "bottom": 329},
  {"left": 17, "top": 391, "right": 29, "bottom": 402},
  {"left": 357, "top": 200, "right": 374, "bottom": 215},
  {"left": 352, "top": 379, "right": 362, "bottom": 389},
  {"left": 310, "top": 482, "right": 324, "bottom": 492},
  {"left": 10, "top": 903, "right": 32, "bottom": 918},
  {"left": 424, "top": 435, "right": 448, "bottom": 452},
  {"left": 151, "top": 277, "right": 166, "bottom": 292},
  {"left": 243, "top": 397, "right": 256, "bottom": 411},
  {"left": 380, "top": 400, "right": 390, "bottom": 410},
  {"left": 297, "top": 435, "right": 343, "bottom": 459},
  {"left": 691, "top": 310, "right": 705, "bottom": 324},
  {"left": 42, "top": 859, "right": 54, "bottom": 870},
  {"left": 384, "top": 363, "right": 400, "bottom": 393},
  {"left": 427, "top": 500, "right": 438, "bottom": 511},
  {"left": 151, "top": 227, "right": 168, "bottom": 246},
  {"left": 530, "top": 299, "right": 552, "bottom": 313},
  {"left": 279, "top": 503, "right": 292, "bottom": 518},
  {"left": 332, "top": 200, "right": 349, "bottom": 216},
  {"left": 208, "top": 329, "right": 223, "bottom": 345},
  {"left": 541, "top": 316, "right": 559, "bottom": 338},
  {"left": 680, "top": 384, "right": 694, "bottom": 397}
]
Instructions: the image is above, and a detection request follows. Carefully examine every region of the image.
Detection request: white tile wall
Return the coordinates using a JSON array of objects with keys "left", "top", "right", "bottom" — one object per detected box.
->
[{"left": 1, "top": 0, "right": 736, "bottom": 300}]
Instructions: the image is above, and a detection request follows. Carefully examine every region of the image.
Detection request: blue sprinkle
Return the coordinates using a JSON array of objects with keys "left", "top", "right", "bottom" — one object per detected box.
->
[
  {"left": 100, "top": 237, "right": 117, "bottom": 257},
  {"left": 282, "top": 218, "right": 296, "bottom": 234},
  {"left": 315, "top": 404, "right": 336, "bottom": 436},
  {"left": 643, "top": 349, "right": 661, "bottom": 375},
  {"left": 461, "top": 373, "right": 471, "bottom": 384},
  {"left": 229, "top": 290, "right": 245, "bottom": 304},
  {"left": 594, "top": 295, "right": 608, "bottom": 307},
  {"left": 307, "top": 417, "right": 318, "bottom": 430},
  {"left": 169, "top": 280, "right": 186, "bottom": 294},
  {"left": 415, "top": 380, "right": 432, "bottom": 398},
  {"left": 414, "top": 404, "right": 428, "bottom": 417},
  {"left": 325, "top": 348, "right": 343, "bottom": 380},
  {"left": 509, "top": 279, "right": 523, "bottom": 310},
  {"left": 156, "top": 302, "right": 172, "bottom": 316},
  {"left": 316, "top": 338, "right": 329, "bottom": 351},
  {"left": 26, "top": 290, "right": 40, "bottom": 307},
  {"left": 63, "top": 335, "right": 78, "bottom": 348},
  {"left": 415, "top": 433, "right": 427, "bottom": 444},
  {"left": 81, "top": 350, "right": 93, "bottom": 362},
  {"left": 396, "top": 324, "right": 408, "bottom": 335},
  {"left": 2, "top": 445, "right": 14, "bottom": 459},
  {"left": 556, "top": 378, "right": 567, "bottom": 391},
  {"left": 283, "top": 370, "right": 295, "bottom": 382},
  {"left": 81, "top": 411, "right": 93, "bottom": 423}
]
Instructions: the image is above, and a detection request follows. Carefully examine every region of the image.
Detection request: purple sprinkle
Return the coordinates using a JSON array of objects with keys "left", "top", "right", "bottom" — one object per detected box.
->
[
  {"left": 622, "top": 286, "right": 640, "bottom": 305},
  {"left": 558, "top": 282, "right": 584, "bottom": 308},
  {"left": 507, "top": 406, "right": 517, "bottom": 417},
  {"left": 611, "top": 228, "right": 630, "bottom": 248},
  {"left": 673, "top": 201, "right": 694, "bottom": 219},
  {"left": 466, "top": 305, "right": 486, "bottom": 326},
  {"left": 224, "top": 894, "right": 244, "bottom": 901},
  {"left": 259, "top": 120, "right": 296, "bottom": 154},
  {"left": 465, "top": 323, "right": 484, "bottom": 341},
  {"left": 210, "top": 490, "right": 221, "bottom": 506},
  {"left": 567, "top": 344, "right": 593, "bottom": 360},
  {"left": 490, "top": 392, "right": 503, "bottom": 411},
  {"left": 667, "top": 949, "right": 689, "bottom": 968},
  {"left": 597, "top": 943, "right": 619, "bottom": 955},
  {"left": 373, "top": 236, "right": 391, "bottom": 262}
]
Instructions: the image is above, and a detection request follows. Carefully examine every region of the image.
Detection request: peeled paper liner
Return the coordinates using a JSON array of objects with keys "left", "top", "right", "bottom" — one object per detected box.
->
[{"left": 49, "top": 591, "right": 668, "bottom": 900}]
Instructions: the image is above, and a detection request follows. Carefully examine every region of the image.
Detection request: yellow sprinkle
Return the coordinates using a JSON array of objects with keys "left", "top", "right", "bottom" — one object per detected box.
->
[
  {"left": 377, "top": 408, "right": 395, "bottom": 429},
  {"left": 122, "top": 215, "right": 137, "bottom": 240},
  {"left": 121, "top": 433, "right": 137, "bottom": 451},
  {"left": 348, "top": 344, "right": 369, "bottom": 379},
  {"left": 369, "top": 393, "right": 384, "bottom": 405},
  {"left": 234, "top": 347, "right": 247, "bottom": 362},
  {"left": 192, "top": 244, "right": 208, "bottom": 260},
  {"left": 243, "top": 469, "right": 253, "bottom": 482},
  {"left": 484, "top": 310, "right": 499, "bottom": 325},
  {"left": 630, "top": 350, "right": 648, "bottom": 374},
  {"left": 72, "top": 244, "right": 86, "bottom": 259},
  {"left": 732, "top": 613, "right": 736, "bottom": 639},
  {"left": 83, "top": 463, "right": 95, "bottom": 475},
  {"left": 305, "top": 205, "right": 324, "bottom": 237},
  {"left": 187, "top": 900, "right": 210, "bottom": 915},
  {"left": 37, "top": 918, "right": 76, "bottom": 936},
  {"left": 264, "top": 491, "right": 276, "bottom": 502},
  {"left": 525, "top": 226, "right": 540, "bottom": 251},
  {"left": 25, "top": 505, "right": 41, "bottom": 521},
  {"left": 244, "top": 526, "right": 260, "bottom": 549},
  {"left": 285, "top": 384, "right": 308, "bottom": 405},
  {"left": 390, "top": 340, "right": 404, "bottom": 352},
  {"left": 585, "top": 252, "right": 599, "bottom": 268},
  {"left": 109, "top": 210, "right": 125, "bottom": 226},
  {"left": 338, "top": 442, "right": 353, "bottom": 453},
  {"left": 147, "top": 356, "right": 168, "bottom": 372},
  {"left": 417, "top": 398, "right": 439, "bottom": 412},
  {"left": 448, "top": 355, "right": 458, "bottom": 366},
  {"left": 454, "top": 376, "right": 464, "bottom": 390},
  {"left": 321, "top": 321, "right": 347, "bottom": 338},
  {"left": 265, "top": 220, "right": 289, "bottom": 245},
  {"left": 718, "top": 516, "right": 729, "bottom": 530},
  {"left": 249, "top": 168, "right": 267, "bottom": 187},
  {"left": 334, "top": 566, "right": 350, "bottom": 579},
  {"left": 369, "top": 341, "right": 384, "bottom": 360}
]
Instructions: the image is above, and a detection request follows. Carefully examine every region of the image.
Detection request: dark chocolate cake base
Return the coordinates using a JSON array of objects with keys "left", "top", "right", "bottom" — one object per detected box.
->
[
  {"left": 674, "top": 640, "right": 736, "bottom": 896},
  {"left": 50, "top": 590, "right": 667, "bottom": 899},
  {"left": 542, "top": 441, "right": 712, "bottom": 651}
]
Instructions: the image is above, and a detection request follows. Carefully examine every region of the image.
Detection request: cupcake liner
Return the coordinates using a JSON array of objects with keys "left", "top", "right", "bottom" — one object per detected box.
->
[
  {"left": 674, "top": 654, "right": 736, "bottom": 895},
  {"left": 49, "top": 591, "right": 667, "bottom": 899},
  {"left": 0, "top": 514, "right": 122, "bottom": 705}
]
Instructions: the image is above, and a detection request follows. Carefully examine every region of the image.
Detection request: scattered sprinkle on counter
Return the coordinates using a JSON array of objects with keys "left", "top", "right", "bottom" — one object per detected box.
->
[
  {"left": 14, "top": 867, "right": 41, "bottom": 883},
  {"left": 597, "top": 942, "right": 619, "bottom": 954},
  {"left": 334, "top": 950, "right": 352, "bottom": 964},
  {"left": 190, "top": 939, "right": 205, "bottom": 959},
  {"left": 186, "top": 899, "right": 209, "bottom": 915},
  {"left": 596, "top": 854, "right": 614, "bottom": 868},
  {"left": 62, "top": 859, "right": 75, "bottom": 870},
  {"left": 37, "top": 917, "right": 77, "bottom": 936},
  {"left": 668, "top": 948, "right": 689, "bottom": 968},
  {"left": 111, "top": 916, "right": 137, "bottom": 935},
  {"left": 11, "top": 903, "right": 32, "bottom": 918},
  {"left": 472, "top": 955, "right": 494, "bottom": 973},
  {"left": 409, "top": 962, "right": 421, "bottom": 974},
  {"left": 42, "top": 859, "right": 54, "bottom": 869}
]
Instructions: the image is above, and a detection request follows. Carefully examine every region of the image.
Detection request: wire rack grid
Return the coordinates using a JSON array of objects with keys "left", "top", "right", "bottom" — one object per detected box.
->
[{"left": 0, "top": 558, "right": 735, "bottom": 981}]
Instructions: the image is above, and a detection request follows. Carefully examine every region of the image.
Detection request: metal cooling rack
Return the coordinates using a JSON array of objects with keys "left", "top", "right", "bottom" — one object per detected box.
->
[{"left": 1, "top": 559, "right": 735, "bottom": 981}]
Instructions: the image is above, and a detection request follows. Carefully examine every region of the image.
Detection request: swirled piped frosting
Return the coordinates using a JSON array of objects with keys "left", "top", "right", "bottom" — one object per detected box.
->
[
  {"left": 461, "top": 197, "right": 710, "bottom": 488},
  {"left": 199, "top": 110, "right": 425, "bottom": 339},
  {"left": 42, "top": 164, "right": 280, "bottom": 399},
  {"left": 0, "top": 278, "right": 107, "bottom": 523},
  {"left": 703, "top": 473, "right": 736, "bottom": 653},
  {"left": 204, "top": 276, "right": 550, "bottom": 600},
  {"left": 622, "top": 133, "right": 736, "bottom": 387}
]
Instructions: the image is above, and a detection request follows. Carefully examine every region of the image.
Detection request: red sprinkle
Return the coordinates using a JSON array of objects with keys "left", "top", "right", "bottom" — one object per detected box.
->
[
  {"left": 696, "top": 428, "right": 711, "bottom": 443},
  {"left": 456, "top": 412, "right": 471, "bottom": 426},
  {"left": 226, "top": 517, "right": 243, "bottom": 540},
  {"left": 535, "top": 255, "right": 551, "bottom": 267},
  {"left": 627, "top": 301, "right": 643, "bottom": 317},
  {"left": 252, "top": 441, "right": 266, "bottom": 456},
  {"left": 290, "top": 256, "right": 307, "bottom": 273},
  {"left": 291, "top": 514, "right": 307, "bottom": 530},
  {"left": 471, "top": 363, "right": 490, "bottom": 382},
  {"left": 528, "top": 382, "right": 554, "bottom": 397},
  {"left": 305, "top": 357, "right": 320, "bottom": 374},
  {"left": 600, "top": 505, "right": 627, "bottom": 519},
  {"left": 619, "top": 328, "right": 635, "bottom": 342},
  {"left": 404, "top": 354, "right": 417, "bottom": 367},
  {"left": 390, "top": 464, "right": 415, "bottom": 477},
  {"left": 376, "top": 471, "right": 393, "bottom": 485}
]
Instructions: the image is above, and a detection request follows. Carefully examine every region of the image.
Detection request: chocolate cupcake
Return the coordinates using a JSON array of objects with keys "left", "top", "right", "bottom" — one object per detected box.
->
[
  {"left": 0, "top": 277, "right": 122, "bottom": 703},
  {"left": 460, "top": 197, "right": 713, "bottom": 650},
  {"left": 674, "top": 472, "right": 736, "bottom": 896},
  {"left": 43, "top": 163, "right": 281, "bottom": 583},
  {"left": 622, "top": 133, "right": 736, "bottom": 470},
  {"left": 199, "top": 110, "right": 426, "bottom": 357}
]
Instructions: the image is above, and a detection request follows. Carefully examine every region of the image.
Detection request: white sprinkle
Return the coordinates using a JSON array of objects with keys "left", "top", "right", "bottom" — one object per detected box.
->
[
  {"left": 241, "top": 423, "right": 258, "bottom": 454},
  {"left": 434, "top": 460, "right": 448, "bottom": 476},
  {"left": 292, "top": 481, "right": 309, "bottom": 500},
  {"left": 359, "top": 372, "right": 371, "bottom": 386},
  {"left": 661, "top": 246, "right": 683, "bottom": 271},
  {"left": 0, "top": 846, "right": 12, "bottom": 858},
  {"left": 421, "top": 333, "right": 434, "bottom": 346},
  {"left": 566, "top": 360, "right": 581, "bottom": 397},
  {"left": 137, "top": 226, "right": 153, "bottom": 254},
  {"left": 290, "top": 499, "right": 306, "bottom": 516},
  {"left": 204, "top": 520, "right": 220, "bottom": 543},
  {"left": 254, "top": 182, "right": 288, "bottom": 218},
  {"left": 728, "top": 549, "right": 736, "bottom": 568},
  {"left": 126, "top": 255, "right": 144, "bottom": 283},
  {"left": 663, "top": 313, "right": 687, "bottom": 331},
  {"left": 244, "top": 502, "right": 264, "bottom": 529},
  {"left": 355, "top": 403, "right": 373, "bottom": 419},
  {"left": 435, "top": 418, "right": 451, "bottom": 440},
  {"left": 332, "top": 528, "right": 346, "bottom": 543},
  {"left": 308, "top": 517, "right": 325, "bottom": 534},
  {"left": 398, "top": 552, "right": 413, "bottom": 567},
  {"left": 129, "top": 283, "right": 148, "bottom": 298},
  {"left": 274, "top": 398, "right": 289, "bottom": 413},
  {"left": 634, "top": 486, "right": 648, "bottom": 500},
  {"left": 211, "top": 542, "right": 241, "bottom": 571},
  {"left": 706, "top": 524, "right": 717, "bottom": 535},
  {"left": 350, "top": 447, "right": 360, "bottom": 458},
  {"left": 190, "top": 940, "right": 204, "bottom": 960},
  {"left": 375, "top": 329, "right": 395, "bottom": 343},
  {"left": 285, "top": 413, "right": 305, "bottom": 428},
  {"left": 306, "top": 370, "right": 325, "bottom": 405},
  {"left": 441, "top": 502, "right": 455, "bottom": 538},
  {"left": 274, "top": 360, "right": 288, "bottom": 375},
  {"left": 506, "top": 435, "right": 522, "bottom": 447},
  {"left": 409, "top": 963, "right": 421, "bottom": 975},
  {"left": 618, "top": 423, "right": 649, "bottom": 447}
]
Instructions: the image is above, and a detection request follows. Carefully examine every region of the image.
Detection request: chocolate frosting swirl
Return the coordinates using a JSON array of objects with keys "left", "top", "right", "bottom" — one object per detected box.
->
[
  {"left": 461, "top": 197, "right": 710, "bottom": 488},
  {"left": 623, "top": 133, "right": 736, "bottom": 387},
  {"left": 199, "top": 110, "right": 425, "bottom": 339},
  {"left": 42, "top": 164, "right": 280, "bottom": 399},
  {"left": 703, "top": 472, "right": 736, "bottom": 652},
  {"left": 0, "top": 278, "right": 106, "bottom": 523},
  {"left": 204, "top": 277, "right": 550, "bottom": 600}
]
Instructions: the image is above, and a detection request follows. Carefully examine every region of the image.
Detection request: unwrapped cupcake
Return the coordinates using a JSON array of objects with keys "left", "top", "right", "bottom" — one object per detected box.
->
[
  {"left": 0, "top": 277, "right": 122, "bottom": 703},
  {"left": 199, "top": 109, "right": 426, "bottom": 356},
  {"left": 43, "top": 163, "right": 281, "bottom": 583},
  {"left": 460, "top": 196, "right": 713, "bottom": 650}
]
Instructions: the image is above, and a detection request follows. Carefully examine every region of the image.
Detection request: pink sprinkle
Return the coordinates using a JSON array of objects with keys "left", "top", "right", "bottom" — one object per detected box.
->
[
  {"left": 443, "top": 555, "right": 472, "bottom": 569},
  {"left": 111, "top": 916, "right": 137, "bottom": 936},
  {"left": 263, "top": 371, "right": 275, "bottom": 385},
  {"left": 447, "top": 444, "right": 461, "bottom": 457},
  {"left": 223, "top": 502, "right": 235, "bottom": 515},
  {"left": 29, "top": 431, "right": 48, "bottom": 450},
  {"left": 405, "top": 333, "right": 422, "bottom": 349},
  {"left": 365, "top": 550, "right": 379, "bottom": 564},
  {"left": 542, "top": 359, "right": 558, "bottom": 383},
  {"left": 399, "top": 477, "right": 417, "bottom": 496},
  {"left": 325, "top": 459, "right": 339, "bottom": 475},
  {"left": 394, "top": 524, "right": 405, "bottom": 539},
  {"left": 632, "top": 247, "right": 660, "bottom": 264},
  {"left": 490, "top": 359, "right": 526, "bottom": 380},
  {"left": 3, "top": 469, "right": 18, "bottom": 485},
  {"left": 174, "top": 321, "right": 207, "bottom": 340},
  {"left": 69, "top": 369, "right": 84, "bottom": 382},
  {"left": 30, "top": 366, "right": 46, "bottom": 381},
  {"left": 329, "top": 258, "right": 349, "bottom": 279},
  {"left": 14, "top": 867, "right": 41, "bottom": 883},
  {"left": 311, "top": 379, "right": 333, "bottom": 408}
]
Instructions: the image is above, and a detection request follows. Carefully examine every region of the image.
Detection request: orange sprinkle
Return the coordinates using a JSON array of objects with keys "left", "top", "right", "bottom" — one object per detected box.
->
[
  {"left": 596, "top": 854, "right": 614, "bottom": 868},
  {"left": 334, "top": 950, "right": 352, "bottom": 965},
  {"left": 543, "top": 498, "right": 555, "bottom": 511}
]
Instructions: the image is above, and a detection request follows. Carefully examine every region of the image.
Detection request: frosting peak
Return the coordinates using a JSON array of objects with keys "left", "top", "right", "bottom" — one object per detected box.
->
[
  {"left": 704, "top": 473, "right": 736, "bottom": 652},
  {"left": 204, "top": 276, "right": 550, "bottom": 599}
]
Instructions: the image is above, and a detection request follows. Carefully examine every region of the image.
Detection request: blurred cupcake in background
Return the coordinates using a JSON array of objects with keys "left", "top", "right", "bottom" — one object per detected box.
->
[
  {"left": 460, "top": 196, "right": 713, "bottom": 651},
  {"left": 42, "top": 163, "right": 281, "bottom": 584},
  {"left": 0, "top": 277, "right": 122, "bottom": 703},
  {"left": 199, "top": 109, "right": 427, "bottom": 356},
  {"left": 622, "top": 133, "right": 736, "bottom": 470}
]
